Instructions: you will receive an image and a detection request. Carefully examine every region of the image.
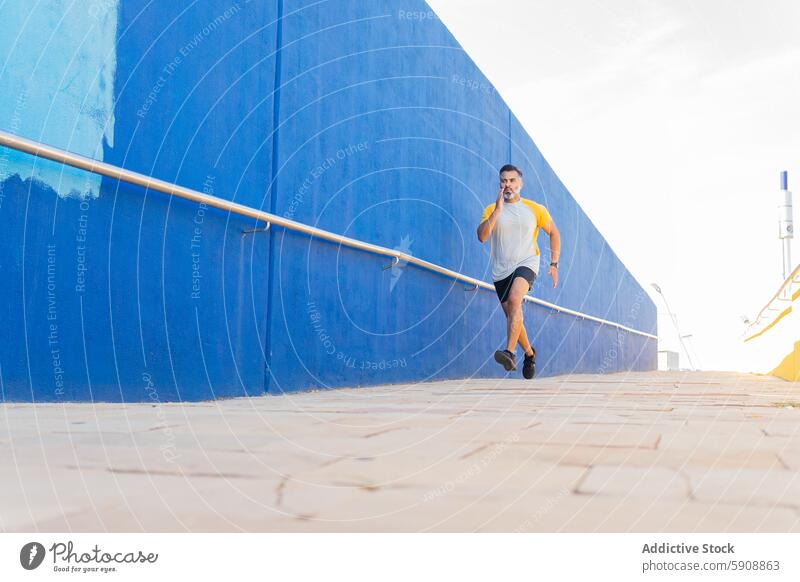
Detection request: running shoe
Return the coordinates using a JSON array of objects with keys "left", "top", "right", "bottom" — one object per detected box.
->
[
  {"left": 494, "top": 349, "right": 517, "bottom": 371},
  {"left": 523, "top": 349, "right": 536, "bottom": 379}
]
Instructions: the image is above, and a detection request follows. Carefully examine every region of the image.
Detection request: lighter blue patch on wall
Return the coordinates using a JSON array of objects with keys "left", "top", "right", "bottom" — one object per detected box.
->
[{"left": 0, "top": 0, "right": 118, "bottom": 198}]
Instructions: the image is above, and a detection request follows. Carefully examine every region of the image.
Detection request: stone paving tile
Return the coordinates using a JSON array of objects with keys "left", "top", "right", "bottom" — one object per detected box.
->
[
  {"left": 504, "top": 495, "right": 800, "bottom": 533},
  {"left": 213, "top": 478, "right": 578, "bottom": 532},
  {"left": 15, "top": 479, "right": 282, "bottom": 533},
  {"left": 44, "top": 448, "right": 315, "bottom": 481},
  {"left": 658, "top": 430, "right": 776, "bottom": 452},
  {"left": 513, "top": 425, "right": 661, "bottom": 449},
  {"left": 282, "top": 456, "right": 586, "bottom": 502},
  {"left": 776, "top": 450, "right": 800, "bottom": 470},
  {"left": 5, "top": 371, "right": 800, "bottom": 531},
  {"left": 498, "top": 442, "right": 784, "bottom": 470},
  {"left": 687, "top": 467, "right": 800, "bottom": 508},
  {"left": 1, "top": 466, "right": 234, "bottom": 532},
  {"left": 29, "top": 490, "right": 800, "bottom": 533},
  {"left": 576, "top": 466, "right": 689, "bottom": 501},
  {"left": 761, "top": 423, "right": 800, "bottom": 438}
]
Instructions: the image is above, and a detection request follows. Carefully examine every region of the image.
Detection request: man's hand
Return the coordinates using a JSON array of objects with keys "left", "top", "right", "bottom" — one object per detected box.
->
[
  {"left": 540, "top": 220, "right": 560, "bottom": 288},
  {"left": 548, "top": 265, "right": 559, "bottom": 288},
  {"left": 477, "top": 186, "right": 506, "bottom": 242}
]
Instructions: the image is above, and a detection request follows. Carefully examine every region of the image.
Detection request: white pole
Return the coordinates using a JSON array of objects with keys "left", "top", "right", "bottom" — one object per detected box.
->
[{"left": 779, "top": 171, "right": 793, "bottom": 288}]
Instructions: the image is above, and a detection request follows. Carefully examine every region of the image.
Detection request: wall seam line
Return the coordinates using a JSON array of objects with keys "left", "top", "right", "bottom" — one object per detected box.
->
[{"left": 264, "top": 0, "right": 284, "bottom": 396}]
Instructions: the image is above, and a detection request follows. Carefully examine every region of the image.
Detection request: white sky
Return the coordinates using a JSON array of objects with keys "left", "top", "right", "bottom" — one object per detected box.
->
[{"left": 428, "top": 0, "right": 800, "bottom": 371}]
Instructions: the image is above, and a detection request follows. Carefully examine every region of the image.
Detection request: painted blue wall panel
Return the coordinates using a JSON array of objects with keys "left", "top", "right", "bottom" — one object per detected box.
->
[
  {"left": 101, "top": 0, "right": 278, "bottom": 401},
  {"left": 0, "top": 1, "right": 117, "bottom": 198},
  {"left": 1, "top": 1, "right": 278, "bottom": 401},
  {"left": 109, "top": 0, "right": 278, "bottom": 207}
]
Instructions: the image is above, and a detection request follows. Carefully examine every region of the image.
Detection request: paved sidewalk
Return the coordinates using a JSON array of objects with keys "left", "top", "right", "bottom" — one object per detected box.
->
[{"left": 3, "top": 371, "right": 800, "bottom": 532}]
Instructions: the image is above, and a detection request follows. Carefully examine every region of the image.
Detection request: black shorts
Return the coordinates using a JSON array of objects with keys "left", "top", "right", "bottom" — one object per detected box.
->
[{"left": 493, "top": 266, "right": 536, "bottom": 303}]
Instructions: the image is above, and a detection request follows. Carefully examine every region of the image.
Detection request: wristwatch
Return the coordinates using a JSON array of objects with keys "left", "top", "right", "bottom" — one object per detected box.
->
[{"left": 550, "top": 262, "right": 558, "bottom": 268}]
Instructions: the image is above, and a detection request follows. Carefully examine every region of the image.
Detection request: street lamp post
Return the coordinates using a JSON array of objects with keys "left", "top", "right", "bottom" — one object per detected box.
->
[
  {"left": 680, "top": 333, "right": 702, "bottom": 370},
  {"left": 651, "top": 283, "right": 696, "bottom": 371}
]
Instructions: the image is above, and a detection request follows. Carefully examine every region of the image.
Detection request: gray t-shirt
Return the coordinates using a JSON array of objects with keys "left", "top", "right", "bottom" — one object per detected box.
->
[{"left": 481, "top": 197, "right": 552, "bottom": 281}]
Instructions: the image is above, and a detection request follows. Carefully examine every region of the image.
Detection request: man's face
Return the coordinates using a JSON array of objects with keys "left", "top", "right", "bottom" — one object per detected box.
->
[{"left": 500, "top": 170, "right": 522, "bottom": 201}]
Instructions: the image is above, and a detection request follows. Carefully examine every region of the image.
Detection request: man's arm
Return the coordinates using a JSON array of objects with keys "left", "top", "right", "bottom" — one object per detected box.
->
[
  {"left": 477, "top": 187, "right": 505, "bottom": 242},
  {"left": 477, "top": 208, "right": 500, "bottom": 242},
  {"left": 540, "top": 220, "right": 560, "bottom": 288},
  {"left": 540, "top": 220, "right": 560, "bottom": 263}
]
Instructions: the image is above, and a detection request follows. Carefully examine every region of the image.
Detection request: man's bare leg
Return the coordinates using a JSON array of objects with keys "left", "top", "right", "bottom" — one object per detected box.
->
[
  {"left": 503, "top": 277, "right": 533, "bottom": 354},
  {"left": 502, "top": 301, "right": 535, "bottom": 356}
]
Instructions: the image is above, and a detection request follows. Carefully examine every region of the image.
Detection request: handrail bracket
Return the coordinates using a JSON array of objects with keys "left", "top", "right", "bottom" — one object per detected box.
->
[{"left": 241, "top": 223, "right": 271, "bottom": 236}]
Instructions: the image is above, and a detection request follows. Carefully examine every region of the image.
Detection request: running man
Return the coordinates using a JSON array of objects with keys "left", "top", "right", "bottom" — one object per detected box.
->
[{"left": 477, "top": 164, "right": 560, "bottom": 378}]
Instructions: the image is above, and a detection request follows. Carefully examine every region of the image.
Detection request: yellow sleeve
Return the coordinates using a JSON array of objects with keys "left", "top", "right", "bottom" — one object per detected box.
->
[
  {"left": 480, "top": 203, "right": 496, "bottom": 223},
  {"left": 521, "top": 198, "right": 552, "bottom": 227},
  {"left": 534, "top": 204, "right": 552, "bottom": 228}
]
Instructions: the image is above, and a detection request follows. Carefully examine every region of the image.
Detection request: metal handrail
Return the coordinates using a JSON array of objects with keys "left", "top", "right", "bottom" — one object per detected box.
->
[{"left": 0, "top": 129, "right": 657, "bottom": 339}]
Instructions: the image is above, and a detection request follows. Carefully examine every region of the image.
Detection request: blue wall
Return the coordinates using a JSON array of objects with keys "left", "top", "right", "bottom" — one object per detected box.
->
[{"left": 0, "top": 0, "right": 656, "bottom": 402}]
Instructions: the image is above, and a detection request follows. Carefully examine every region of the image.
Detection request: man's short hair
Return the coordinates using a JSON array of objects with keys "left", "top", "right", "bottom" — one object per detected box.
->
[{"left": 499, "top": 164, "right": 522, "bottom": 177}]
